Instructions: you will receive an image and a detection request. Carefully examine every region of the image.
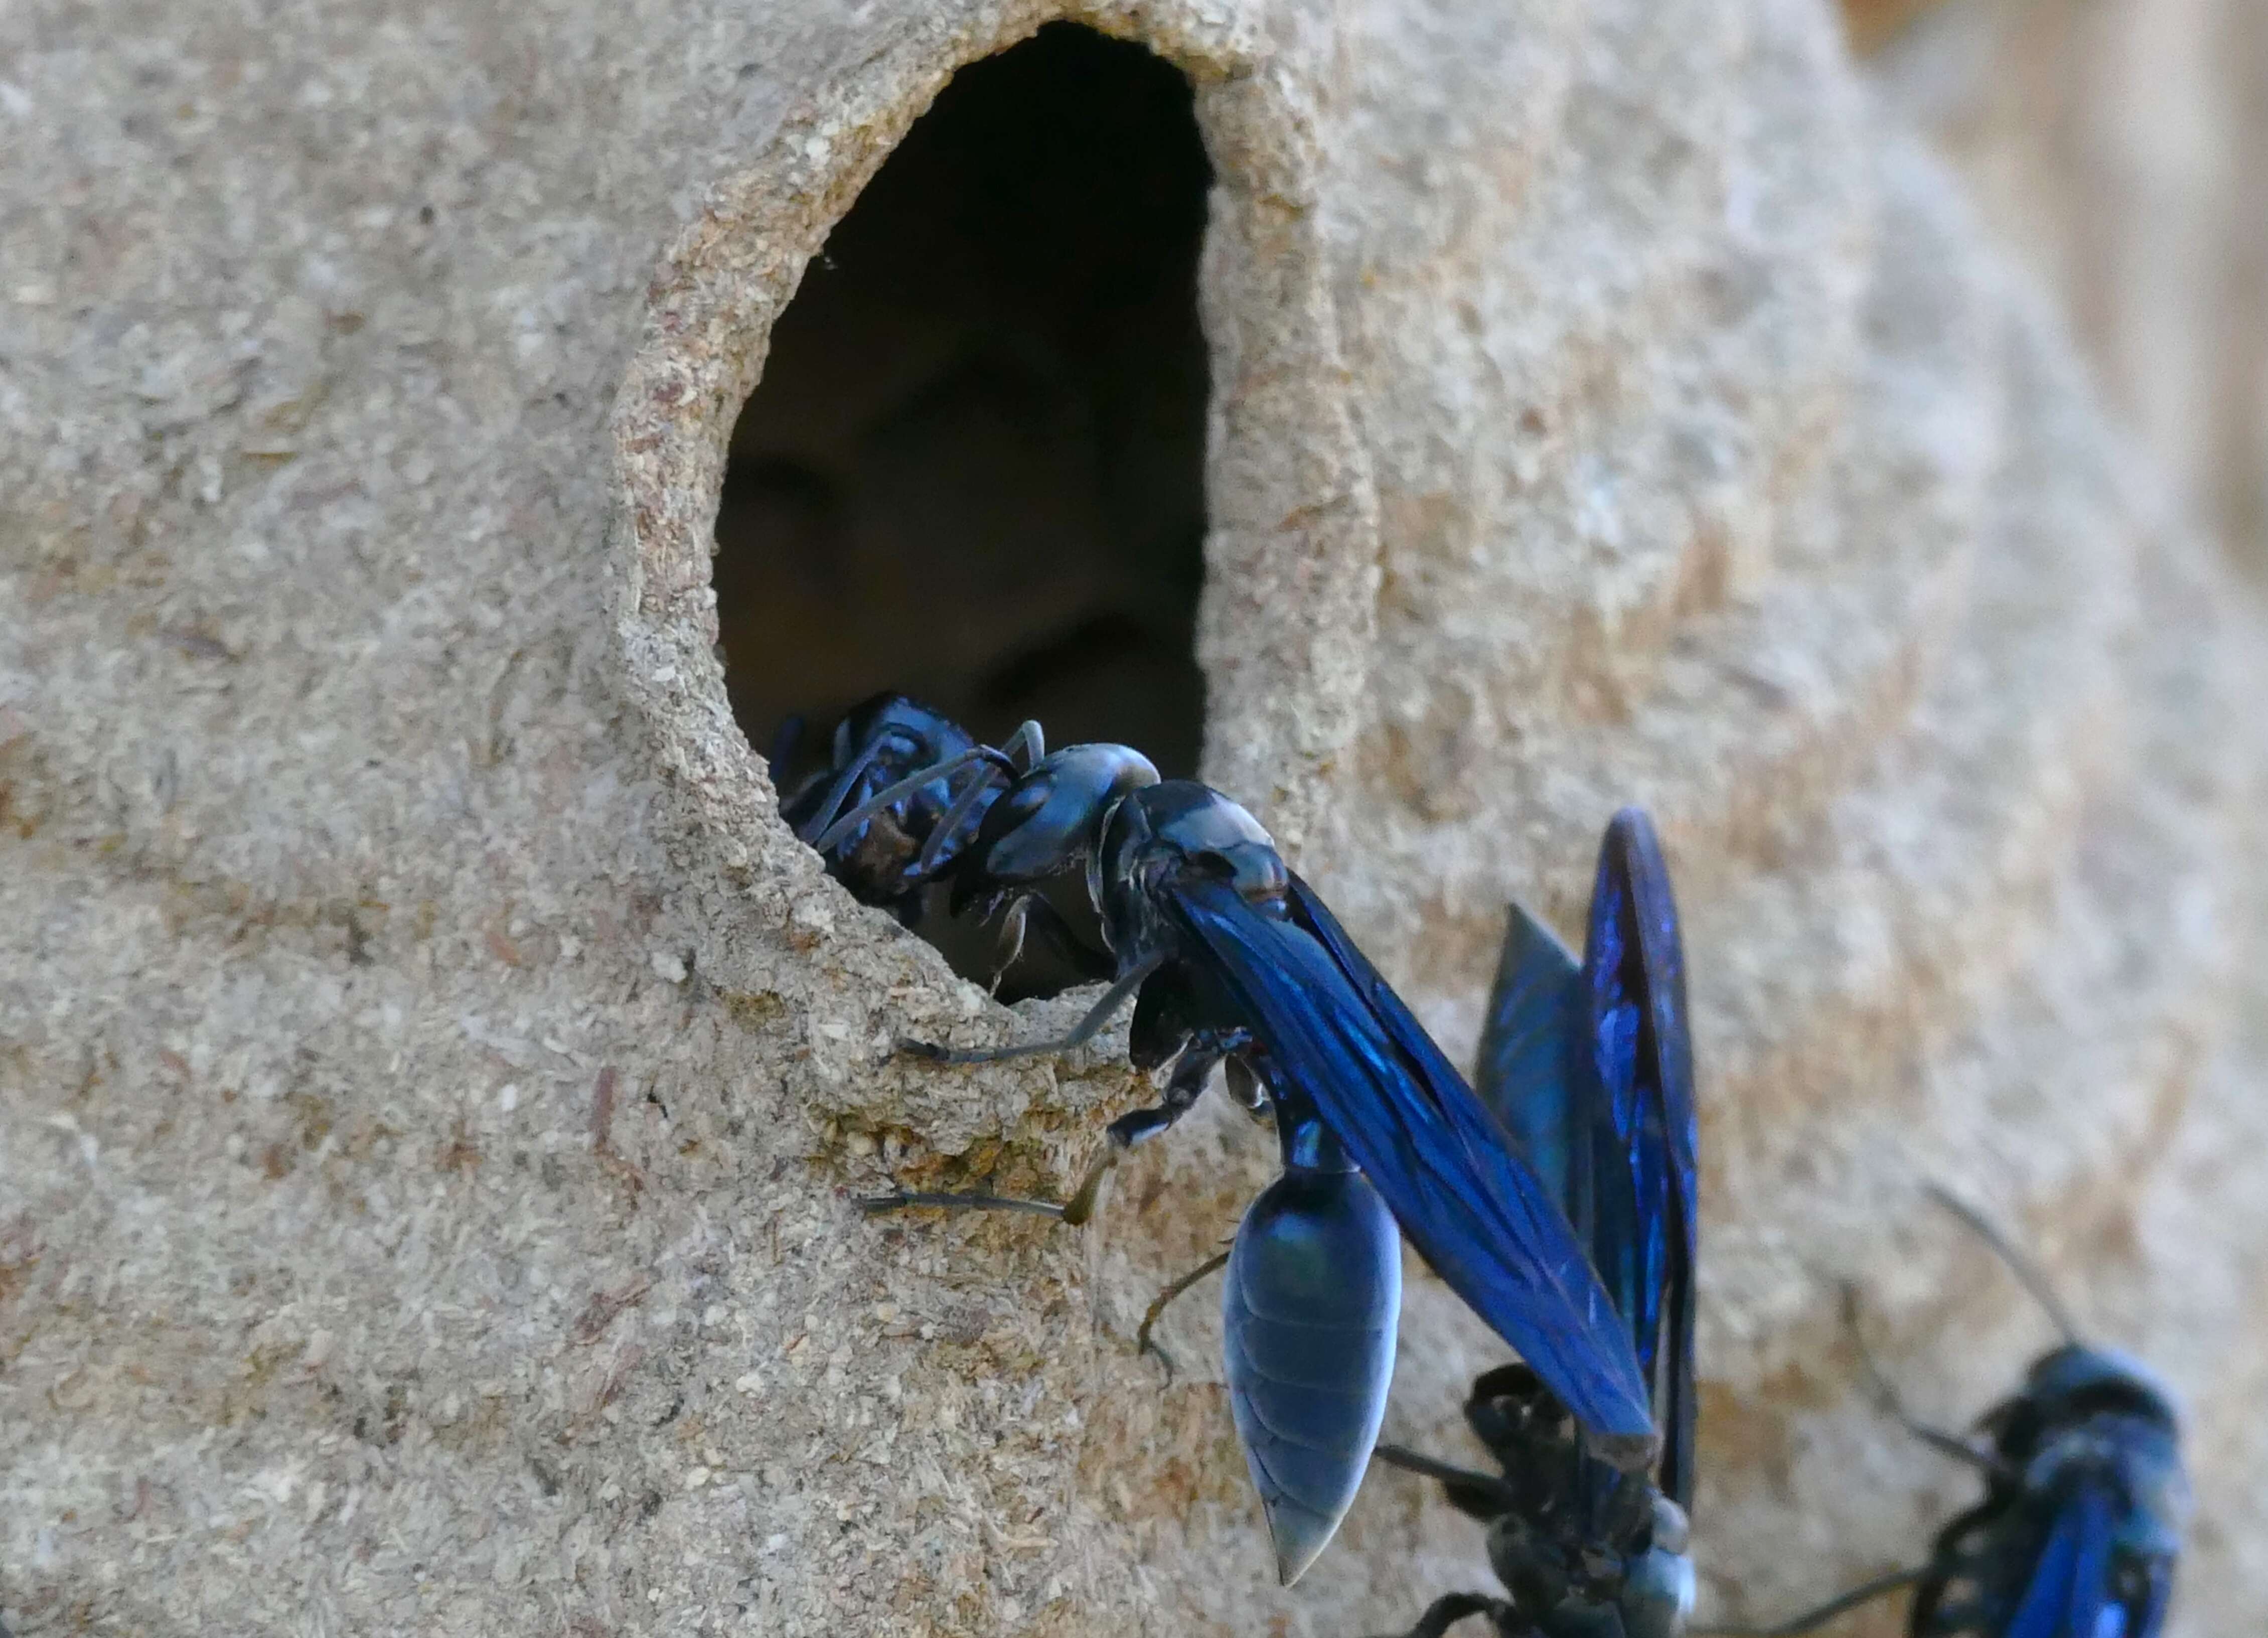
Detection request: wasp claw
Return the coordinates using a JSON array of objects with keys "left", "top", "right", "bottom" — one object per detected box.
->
[{"left": 1141, "top": 1337, "right": 1180, "bottom": 1387}]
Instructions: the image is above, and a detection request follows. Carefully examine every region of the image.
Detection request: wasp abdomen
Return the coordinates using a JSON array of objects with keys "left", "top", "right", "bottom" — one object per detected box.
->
[{"left": 1222, "top": 1165, "right": 1401, "bottom": 1586}]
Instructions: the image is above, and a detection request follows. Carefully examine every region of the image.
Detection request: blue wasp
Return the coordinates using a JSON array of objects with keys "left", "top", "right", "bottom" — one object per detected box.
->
[
  {"left": 1700, "top": 1188, "right": 2189, "bottom": 1638},
  {"left": 1357, "top": 807, "right": 1699, "bottom": 1638},
  {"left": 784, "top": 703, "right": 1657, "bottom": 1583}
]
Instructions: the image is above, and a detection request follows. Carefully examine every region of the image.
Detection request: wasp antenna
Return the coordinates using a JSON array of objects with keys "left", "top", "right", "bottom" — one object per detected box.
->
[
  {"left": 810, "top": 745, "right": 1013, "bottom": 853},
  {"left": 798, "top": 737, "right": 886, "bottom": 845},
  {"left": 1924, "top": 1184, "right": 2085, "bottom": 1346},
  {"left": 915, "top": 755, "right": 1009, "bottom": 874},
  {"left": 1838, "top": 1281, "right": 2012, "bottom": 1478},
  {"left": 1002, "top": 718, "right": 1045, "bottom": 771}
]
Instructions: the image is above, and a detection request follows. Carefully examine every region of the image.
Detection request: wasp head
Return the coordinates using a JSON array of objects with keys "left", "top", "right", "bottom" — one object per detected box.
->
[{"left": 2018, "top": 1343, "right": 2182, "bottom": 1435}]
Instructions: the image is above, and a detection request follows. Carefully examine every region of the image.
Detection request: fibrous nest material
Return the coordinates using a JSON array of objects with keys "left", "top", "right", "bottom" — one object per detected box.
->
[{"left": 1, "top": 1, "right": 2263, "bottom": 1634}]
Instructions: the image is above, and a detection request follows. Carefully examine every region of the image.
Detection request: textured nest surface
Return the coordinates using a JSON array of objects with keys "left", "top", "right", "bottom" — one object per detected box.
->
[{"left": 1, "top": 1, "right": 2263, "bottom": 1634}]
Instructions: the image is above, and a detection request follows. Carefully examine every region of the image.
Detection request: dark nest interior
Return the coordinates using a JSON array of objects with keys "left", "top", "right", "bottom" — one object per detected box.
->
[{"left": 714, "top": 23, "right": 1214, "bottom": 779}]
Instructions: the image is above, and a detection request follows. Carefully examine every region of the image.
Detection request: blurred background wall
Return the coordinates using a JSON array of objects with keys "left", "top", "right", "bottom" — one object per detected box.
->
[{"left": 1851, "top": 0, "right": 2268, "bottom": 571}]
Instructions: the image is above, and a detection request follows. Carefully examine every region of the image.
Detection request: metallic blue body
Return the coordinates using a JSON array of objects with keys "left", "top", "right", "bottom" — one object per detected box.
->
[
  {"left": 808, "top": 699, "right": 1661, "bottom": 1585},
  {"left": 1906, "top": 1344, "right": 2186, "bottom": 1638},
  {"left": 1703, "top": 1236, "right": 2185, "bottom": 1632},
  {"left": 1378, "top": 808, "right": 1698, "bottom": 1638},
  {"left": 1221, "top": 1099, "right": 1401, "bottom": 1584},
  {"left": 1114, "top": 787, "right": 1654, "bottom": 1452},
  {"left": 1727, "top": 1329, "right": 2190, "bottom": 1638},
  {"left": 1098, "top": 780, "right": 1652, "bottom": 1577}
]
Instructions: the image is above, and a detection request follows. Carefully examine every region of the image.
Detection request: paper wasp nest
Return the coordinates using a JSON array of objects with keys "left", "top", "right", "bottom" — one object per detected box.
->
[{"left": 1, "top": 1, "right": 2260, "bottom": 1633}]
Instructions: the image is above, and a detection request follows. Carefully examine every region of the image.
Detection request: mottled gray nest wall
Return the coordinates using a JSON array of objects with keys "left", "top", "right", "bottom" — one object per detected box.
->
[{"left": 2, "top": 1, "right": 2263, "bottom": 1635}]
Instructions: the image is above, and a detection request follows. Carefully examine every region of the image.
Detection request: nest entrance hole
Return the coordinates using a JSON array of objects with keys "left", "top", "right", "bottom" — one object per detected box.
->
[{"left": 716, "top": 23, "right": 1214, "bottom": 777}]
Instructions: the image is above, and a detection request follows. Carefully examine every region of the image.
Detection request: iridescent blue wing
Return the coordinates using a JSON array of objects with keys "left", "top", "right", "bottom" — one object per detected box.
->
[
  {"left": 2003, "top": 1481, "right": 2118, "bottom": 1638},
  {"left": 1162, "top": 872, "right": 1655, "bottom": 1448},
  {"left": 1472, "top": 903, "right": 1589, "bottom": 1233},
  {"left": 1471, "top": 809, "right": 1700, "bottom": 1503},
  {"left": 1581, "top": 809, "right": 1700, "bottom": 1506}
]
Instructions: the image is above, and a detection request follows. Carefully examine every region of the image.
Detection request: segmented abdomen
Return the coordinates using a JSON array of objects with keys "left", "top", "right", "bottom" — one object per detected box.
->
[{"left": 1222, "top": 1166, "right": 1402, "bottom": 1585}]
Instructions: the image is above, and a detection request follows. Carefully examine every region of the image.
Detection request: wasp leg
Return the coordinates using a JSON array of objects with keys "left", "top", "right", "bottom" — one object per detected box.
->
[
  {"left": 869, "top": 1010, "right": 1225, "bottom": 1227},
  {"left": 1371, "top": 1445, "right": 1522, "bottom": 1514},
  {"left": 1840, "top": 1284, "right": 2010, "bottom": 1479},
  {"left": 859, "top": 1189, "right": 1070, "bottom": 1219},
  {"left": 897, "top": 951, "right": 1165, "bottom": 1065},
  {"left": 1050, "top": 1028, "right": 1236, "bottom": 1224},
  {"left": 795, "top": 737, "right": 883, "bottom": 845},
  {"left": 1135, "top": 1249, "right": 1231, "bottom": 1382},
  {"left": 1691, "top": 1566, "right": 1929, "bottom": 1636},
  {"left": 1369, "top": 1591, "right": 1521, "bottom": 1638},
  {"left": 811, "top": 744, "right": 1016, "bottom": 853}
]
